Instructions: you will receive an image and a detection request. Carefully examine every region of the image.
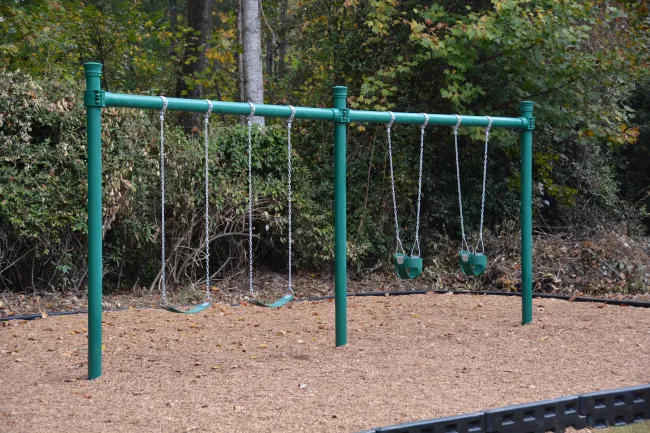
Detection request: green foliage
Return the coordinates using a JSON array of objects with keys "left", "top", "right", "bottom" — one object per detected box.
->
[
  {"left": 1, "top": 0, "right": 649, "bottom": 293},
  {"left": 0, "top": 71, "right": 332, "bottom": 291}
]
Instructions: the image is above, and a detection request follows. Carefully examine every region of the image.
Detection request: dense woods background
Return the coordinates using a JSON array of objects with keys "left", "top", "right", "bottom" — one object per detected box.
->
[{"left": 0, "top": 0, "right": 649, "bottom": 300}]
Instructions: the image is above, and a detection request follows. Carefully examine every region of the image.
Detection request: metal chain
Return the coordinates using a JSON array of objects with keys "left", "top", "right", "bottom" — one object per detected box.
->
[
  {"left": 411, "top": 113, "right": 428, "bottom": 257},
  {"left": 453, "top": 114, "right": 470, "bottom": 252},
  {"left": 386, "top": 112, "right": 405, "bottom": 255},
  {"left": 159, "top": 96, "right": 168, "bottom": 305},
  {"left": 247, "top": 102, "right": 255, "bottom": 298},
  {"left": 203, "top": 100, "right": 213, "bottom": 302},
  {"left": 475, "top": 116, "right": 492, "bottom": 254},
  {"left": 286, "top": 106, "right": 296, "bottom": 294}
]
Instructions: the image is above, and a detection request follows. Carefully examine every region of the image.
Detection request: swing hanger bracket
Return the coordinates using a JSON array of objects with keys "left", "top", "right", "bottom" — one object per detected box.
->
[
  {"left": 84, "top": 89, "right": 106, "bottom": 108},
  {"left": 333, "top": 108, "right": 351, "bottom": 124},
  {"left": 524, "top": 116, "right": 536, "bottom": 130}
]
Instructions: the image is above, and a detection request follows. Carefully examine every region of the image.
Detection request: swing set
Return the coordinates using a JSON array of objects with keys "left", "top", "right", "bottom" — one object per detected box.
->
[{"left": 83, "top": 62, "right": 535, "bottom": 380}]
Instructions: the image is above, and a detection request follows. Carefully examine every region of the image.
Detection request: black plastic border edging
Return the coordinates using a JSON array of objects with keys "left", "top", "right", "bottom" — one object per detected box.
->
[
  {"left": 344, "top": 289, "right": 650, "bottom": 308},
  {"left": 2, "top": 288, "right": 650, "bottom": 322},
  {"left": 0, "top": 305, "right": 154, "bottom": 322},
  {"left": 359, "top": 383, "right": 650, "bottom": 433}
]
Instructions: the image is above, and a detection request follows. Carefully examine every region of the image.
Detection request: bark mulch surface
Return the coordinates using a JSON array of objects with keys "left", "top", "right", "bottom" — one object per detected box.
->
[{"left": 1, "top": 293, "right": 649, "bottom": 433}]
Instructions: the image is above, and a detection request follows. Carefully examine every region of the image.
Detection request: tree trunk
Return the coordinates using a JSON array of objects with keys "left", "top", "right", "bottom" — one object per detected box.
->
[
  {"left": 179, "top": 0, "right": 212, "bottom": 132},
  {"left": 236, "top": 0, "right": 246, "bottom": 123},
  {"left": 169, "top": 0, "right": 178, "bottom": 34},
  {"left": 242, "top": 0, "right": 265, "bottom": 126},
  {"left": 259, "top": 0, "right": 276, "bottom": 77},
  {"left": 277, "top": 0, "right": 288, "bottom": 78},
  {"left": 169, "top": 0, "right": 182, "bottom": 97}
]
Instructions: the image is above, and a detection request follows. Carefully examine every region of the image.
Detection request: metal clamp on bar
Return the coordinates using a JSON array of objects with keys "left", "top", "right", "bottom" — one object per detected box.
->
[
  {"left": 333, "top": 108, "right": 351, "bottom": 124},
  {"left": 84, "top": 90, "right": 105, "bottom": 108},
  {"left": 526, "top": 117, "right": 536, "bottom": 130}
]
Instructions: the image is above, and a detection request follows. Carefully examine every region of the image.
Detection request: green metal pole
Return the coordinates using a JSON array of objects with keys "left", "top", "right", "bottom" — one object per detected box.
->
[
  {"left": 520, "top": 101, "right": 534, "bottom": 325},
  {"left": 332, "top": 86, "right": 348, "bottom": 347},
  {"left": 84, "top": 63, "right": 104, "bottom": 379}
]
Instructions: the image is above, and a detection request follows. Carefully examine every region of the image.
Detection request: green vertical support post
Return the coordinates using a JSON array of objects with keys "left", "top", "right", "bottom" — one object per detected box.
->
[
  {"left": 332, "top": 86, "right": 348, "bottom": 346},
  {"left": 520, "top": 101, "right": 534, "bottom": 325},
  {"left": 84, "top": 63, "right": 104, "bottom": 379}
]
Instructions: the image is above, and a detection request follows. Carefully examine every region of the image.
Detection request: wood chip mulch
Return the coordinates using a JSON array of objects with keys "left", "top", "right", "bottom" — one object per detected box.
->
[{"left": 1, "top": 293, "right": 649, "bottom": 432}]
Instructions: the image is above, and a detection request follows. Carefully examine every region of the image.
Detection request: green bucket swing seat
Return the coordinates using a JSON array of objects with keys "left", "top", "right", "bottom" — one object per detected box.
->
[
  {"left": 387, "top": 112, "right": 429, "bottom": 280},
  {"left": 453, "top": 115, "right": 493, "bottom": 278}
]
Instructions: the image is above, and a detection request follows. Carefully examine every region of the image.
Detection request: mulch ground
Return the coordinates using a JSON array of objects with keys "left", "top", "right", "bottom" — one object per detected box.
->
[{"left": 1, "top": 293, "right": 649, "bottom": 433}]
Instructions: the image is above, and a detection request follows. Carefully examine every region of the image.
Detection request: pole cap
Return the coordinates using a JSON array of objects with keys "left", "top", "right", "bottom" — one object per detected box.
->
[
  {"left": 332, "top": 86, "right": 348, "bottom": 97},
  {"left": 519, "top": 100, "right": 534, "bottom": 114},
  {"left": 84, "top": 62, "right": 103, "bottom": 78}
]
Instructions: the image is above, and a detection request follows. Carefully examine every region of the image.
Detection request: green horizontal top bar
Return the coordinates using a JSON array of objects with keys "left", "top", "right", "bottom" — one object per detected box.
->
[
  {"left": 350, "top": 110, "right": 526, "bottom": 129},
  {"left": 103, "top": 92, "right": 528, "bottom": 129},
  {"left": 104, "top": 92, "right": 336, "bottom": 121}
]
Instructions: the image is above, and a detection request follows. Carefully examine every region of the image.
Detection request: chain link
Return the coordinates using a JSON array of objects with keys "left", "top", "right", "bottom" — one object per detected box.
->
[
  {"left": 203, "top": 100, "right": 213, "bottom": 302},
  {"left": 411, "top": 113, "right": 428, "bottom": 257},
  {"left": 386, "top": 112, "right": 405, "bottom": 255},
  {"left": 287, "top": 106, "right": 296, "bottom": 294},
  {"left": 453, "top": 114, "right": 470, "bottom": 252},
  {"left": 159, "top": 96, "right": 168, "bottom": 305},
  {"left": 247, "top": 103, "right": 255, "bottom": 298},
  {"left": 475, "top": 116, "right": 492, "bottom": 254}
]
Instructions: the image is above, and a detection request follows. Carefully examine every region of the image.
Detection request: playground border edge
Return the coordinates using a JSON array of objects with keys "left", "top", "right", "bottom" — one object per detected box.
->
[
  {"left": 1, "top": 289, "right": 650, "bottom": 322},
  {"left": 358, "top": 383, "right": 650, "bottom": 433}
]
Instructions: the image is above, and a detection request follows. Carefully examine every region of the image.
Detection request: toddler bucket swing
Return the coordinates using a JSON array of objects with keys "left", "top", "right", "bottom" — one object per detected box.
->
[
  {"left": 386, "top": 112, "right": 429, "bottom": 279},
  {"left": 246, "top": 103, "right": 295, "bottom": 308},
  {"left": 158, "top": 96, "right": 212, "bottom": 313},
  {"left": 453, "top": 114, "right": 493, "bottom": 277}
]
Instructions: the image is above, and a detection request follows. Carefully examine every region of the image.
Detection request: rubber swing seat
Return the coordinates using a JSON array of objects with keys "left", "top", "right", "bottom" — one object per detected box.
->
[
  {"left": 161, "top": 301, "right": 211, "bottom": 314},
  {"left": 249, "top": 293, "right": 294, "bottom": 308},
  {"left": 393, "top": 253, "right": 423, "bottom": 279},
  {"left": 459, "top": 250, "right": 487, "bottom": 276}
]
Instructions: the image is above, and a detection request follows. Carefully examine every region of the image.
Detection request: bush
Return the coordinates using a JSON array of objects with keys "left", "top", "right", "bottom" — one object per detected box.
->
[{"left": 0, "top": 71, "right": 341, "bottom": 295}]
